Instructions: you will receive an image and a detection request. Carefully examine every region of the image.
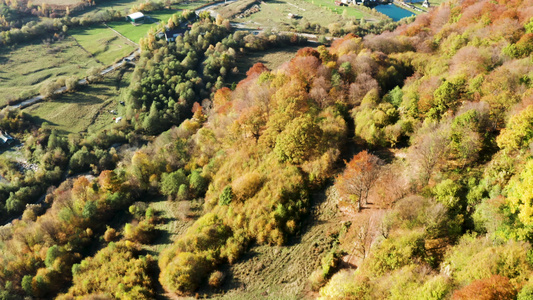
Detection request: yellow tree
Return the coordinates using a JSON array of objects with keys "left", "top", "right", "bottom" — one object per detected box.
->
[{"left": 507, "top": 160, "right": 533, "bottom": 226}]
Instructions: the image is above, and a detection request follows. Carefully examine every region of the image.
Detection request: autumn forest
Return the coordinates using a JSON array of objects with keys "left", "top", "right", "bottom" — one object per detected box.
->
[{"left": 0, "top": 0, "right": 533, "bottom": 298}]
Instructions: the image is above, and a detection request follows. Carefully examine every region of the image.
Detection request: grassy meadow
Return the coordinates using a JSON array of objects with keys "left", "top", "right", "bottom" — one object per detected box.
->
[
  {"left": 69, "top": 24, "right": 137, "bottom": 65},
  {"left": 303, "top": 0, "right": 367, "bottom": 18},
  {"left": 228, "top": 44, "right": 307, "bottom": 83},
  {"left": 75, "top": 0, "right": 214, "bottom": 18},
  {"left": 143, "top": 198, "right": 199, "bottom": 256},
  {"left": 25, "top": 69, "right": 131, "bottom": 135},
  {"left": 224, "top": 0, "right": 367, "bottom": 30},
  {"left": 0, "top": 37, "right": 102, "bottom": 106},
  {"left": 107, "top": 10, "right": 181, "bottom": 44},
  {"left": 38, "top": 0, "right": 83, "bottom": 6}
]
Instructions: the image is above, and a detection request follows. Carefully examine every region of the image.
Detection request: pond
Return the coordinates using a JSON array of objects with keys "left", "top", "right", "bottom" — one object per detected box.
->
[{"left": 374, "top": 3, "right": 415, "bottom": 21}]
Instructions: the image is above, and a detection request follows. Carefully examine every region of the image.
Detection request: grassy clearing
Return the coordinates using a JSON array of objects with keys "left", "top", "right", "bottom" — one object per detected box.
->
[
  {"left": 143, "top": 198, "right": 199, "bottom": 257},
  {"left": 0, "top": 37, "right": 102, "bottom": 106},
  {"left": 303, "top": 0, "right": 366, "bottom": 18},
  {"left": 69, "top": 24, "right": 137, "bottom": 65},
  {"left": 227, "top": 44, "right": 306, "bottom": 84},
  {"left": 76, "top": 0, "right": 212, "bottom": 18},
  {"left": 227, "top": 0, "right": 365, "bottom": 31},
  {"left": 216, "top": 0, "right": 257, "bottom": 19},
  {"left": 25, "top": 69, "right": 131, "bottom": 135},
  {"left": 107, "top": 10, "right": 180, "bottom": 44},
  {"left": 207, "top": 188, "right": 340, "bottom": 299},
  {"left": 39, "top": 0, "right": 83, "bottom": 5}
]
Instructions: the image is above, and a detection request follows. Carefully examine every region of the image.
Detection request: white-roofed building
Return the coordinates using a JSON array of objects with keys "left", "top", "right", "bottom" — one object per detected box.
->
[{"left": 126, "top": 12, "right": 145, "bottom": 24}]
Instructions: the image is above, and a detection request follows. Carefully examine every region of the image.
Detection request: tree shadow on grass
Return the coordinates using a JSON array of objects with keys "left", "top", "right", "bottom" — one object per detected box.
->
[{"left": 27, "top": 115, "right": 59, "bottom": 128}]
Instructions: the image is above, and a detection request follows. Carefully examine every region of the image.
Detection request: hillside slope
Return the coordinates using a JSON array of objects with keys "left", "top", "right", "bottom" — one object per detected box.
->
[{"left": 0, "top": 0, "right": 533, "bottom": 298}]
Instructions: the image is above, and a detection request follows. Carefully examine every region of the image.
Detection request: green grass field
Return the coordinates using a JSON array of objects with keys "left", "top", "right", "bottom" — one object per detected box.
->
[
  {"left": 107, "top": 10, "right": 181, "bottom": 44},
  {"left": 39, "top": 0, "right": 83, "bottom": 5},
  {"left": 0, "top": 38, "right": 102, "bottom": 106},
  {"left": 226, "top": 0, "right": 369, "bottom": 31},
  {"left": 25, "top": 69, "right": 131, "bottom": 135},
  {"left": 75, "top": 0, "right": 213, "bottom": 19},
  {"left": 69, "top": 24, "right": 137, "bottom": 65},
  {"left": 303, "top": 0, "right": 366, "bottom": 18}
]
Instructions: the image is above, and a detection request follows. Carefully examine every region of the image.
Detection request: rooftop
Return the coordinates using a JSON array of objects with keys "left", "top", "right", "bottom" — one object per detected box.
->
[{"left": 127, "top": 12, "right": 144, "bottom": 19}]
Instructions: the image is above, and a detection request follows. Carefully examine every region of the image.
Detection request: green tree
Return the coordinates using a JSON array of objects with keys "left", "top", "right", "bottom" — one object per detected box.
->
[
  {"left": 189, "top": 170, "right": 207, "bottom": 197},
  {"left": 219, "top": 186, "right": 233, "bottom": 206},
  {"left": 69, "top": 146, "right": 96, "bottom": 172},
  {"left": 274, "top": 115, "right": 323, "bottom": 164},
  {"left": 428, "top": 77, "right": 465, "bottom": 119},
  {"left": 21, "top": 275, "right": 33, "bottom": 296},
  {"left": 45, "top": 245, "right": 61, "bottom": 268},
  {"left": 143, "top": 102, "right": 161, "bottom": 134},
  {"left": 161, "top": 169, "right": 188, "bottom": 199}
]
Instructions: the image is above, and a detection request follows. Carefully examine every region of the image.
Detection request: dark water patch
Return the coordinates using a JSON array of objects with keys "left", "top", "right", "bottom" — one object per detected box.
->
[{"left": 374, "top": 3, "right": 415, "bottom": 21}]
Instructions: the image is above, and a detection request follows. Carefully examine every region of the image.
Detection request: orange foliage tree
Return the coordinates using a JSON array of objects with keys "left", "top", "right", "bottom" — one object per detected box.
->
[
  {"left": 335, "top": 151, "right": 382, "bottom": 211},
  {"left": 452, "top": 275, "right": 517, "bottom": 300}
]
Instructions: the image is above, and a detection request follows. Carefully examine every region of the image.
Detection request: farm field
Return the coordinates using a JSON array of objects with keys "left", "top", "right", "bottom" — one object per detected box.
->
[
  {"left": 25, "top": 69, "right": 131, "bottom": 135},
  {"left": 38, "top": 0, "right": 83, "bottom": 6},
  {"left": 76, "top": 0, "right": 214, "bottom": 18},
  {"left": 69, "top": 24, "right": 137, "bottom": 65},
  {"left": 222, "top": 0, "right": 368, "bottom": 31},
  {"left": 0, "top": 37, "right": 102, "bottom": 106},
  {"left": 302, "top": 0, "right": 367, "bottom": 18},
  {"left": 107, "top": 10, "right": 181, "bottom": 44}
]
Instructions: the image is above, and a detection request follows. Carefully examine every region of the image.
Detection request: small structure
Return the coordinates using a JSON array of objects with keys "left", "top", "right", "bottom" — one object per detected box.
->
[
  {"left": 0, "top": 131, "right": 14, "bottom": 147},
  {"left": 422, "top": 0, "right": 430, "bottom": 7},
  {"left": 164, "top": 28, "right": 187, "bottom": 42},
  {"left": 287, "top": 13, "right": 301, "bottom": 19},
  {"left": 126, "top": 12, "right": 145, "bottom": 24}
]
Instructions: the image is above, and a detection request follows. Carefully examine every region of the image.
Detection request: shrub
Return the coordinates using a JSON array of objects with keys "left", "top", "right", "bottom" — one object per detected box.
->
[
  {"left": 443, "top": 236, "right": 532, "bottom": 286},
  {"left": 319, "top": 270, "right": 371, "bottom": 300},
  {"left": 104, "top": 227, "right": 118, "bottom": 242},
  {"left": 208, "top": 270, "right": 225, "bottom": 288},
  {"left": 452, "top": 275, "right": 517, "bottom": 300},
  {"left": 160, "top": 252, "right": 210, "bottom": 295},
  {"left": 218, "top": 185, "right": 233, "bottom": 206},
  {"left": 365, "top": 230, "right": 426, "bottom": 276}
]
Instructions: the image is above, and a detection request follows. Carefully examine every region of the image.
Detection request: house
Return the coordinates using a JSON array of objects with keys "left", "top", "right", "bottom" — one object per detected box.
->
[
  {"left": 164, "top": 28, "right": 187, "bottom": 42},
  {"left": 422, "top": 0, "right": 430, "bottom": 7},
  {"left": 126, "top": 12, "right": 145, "bottom": 24},
  {"left": 0, "top": 131, "right": 14, "bottom": 147}
]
